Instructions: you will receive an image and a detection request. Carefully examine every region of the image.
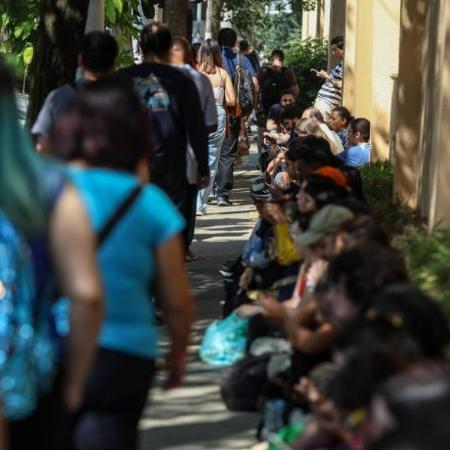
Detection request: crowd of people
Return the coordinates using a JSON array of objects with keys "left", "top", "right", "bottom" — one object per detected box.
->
[
  {"left": 210, "top": 35, "right": 450, "bottom": 450},
  {"left": 0, "top": 16, "right": 449, "bottom": 450}
]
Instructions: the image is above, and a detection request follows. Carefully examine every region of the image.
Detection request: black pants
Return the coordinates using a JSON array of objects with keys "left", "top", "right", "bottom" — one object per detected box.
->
[
  {"left": 73, "top": 348, "right": 155, "bottom": 450},
  {"left": 8, "top": 372, "right": 73, "bottom": 450},
  {"left": 216, "top": 117, "right": 241, "bottom": 197},
  {"left": 152, "top": 171, "right": 189, "bottom": 250}
]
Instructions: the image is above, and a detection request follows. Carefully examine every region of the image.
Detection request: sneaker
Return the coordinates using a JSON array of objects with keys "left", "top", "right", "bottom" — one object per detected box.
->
[
  {"left": 207, "top": 194, "right": 217, "bottom": 204},
  {"left": 196, "top": 208, "right": 206, "bottom": 216},
  {"left": 185, "top": 249, "right": 198, "bottom": 262},
  {"left": 217, "top": 196, "right": 231, "bottom": 207},
  {"left": 250, "top": 181, "right": 271, "bottom": 200}
]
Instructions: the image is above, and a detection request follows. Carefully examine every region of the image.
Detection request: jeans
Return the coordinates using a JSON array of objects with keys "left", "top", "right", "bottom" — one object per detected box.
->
[
  {"left": 73, "top": 348, "right": 155, "bottom": 450},
  {"left": 197, "top": 106, "right": 226, "bottom": 211},
  {"left": 216, "top": 115, "right": 241, "bottom": 197}
]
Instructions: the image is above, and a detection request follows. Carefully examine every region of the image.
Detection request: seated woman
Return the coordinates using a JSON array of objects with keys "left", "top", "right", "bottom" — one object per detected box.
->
[
  {"left": 49, "top": 77, "right": 194, "bottom": 450},
  {"left": 300, "top": 107, "right": 344, "bottom": 155},
  {"left": 337, "top": 118, "right": 371, "bottom": 167},
  {"left": 328, "top": 106, "right": 352, "bottom": 149}
]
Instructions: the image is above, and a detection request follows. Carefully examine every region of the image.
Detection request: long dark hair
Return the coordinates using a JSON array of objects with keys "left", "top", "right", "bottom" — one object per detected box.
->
[
  {"left": 49, "top": 76, "right": 152, "bottom": 172},
  {"left": 199, "top": 39, "right": 223, "bottom": 74}
]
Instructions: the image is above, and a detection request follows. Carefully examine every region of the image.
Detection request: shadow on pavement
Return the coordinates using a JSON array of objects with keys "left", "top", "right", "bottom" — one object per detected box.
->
[{"left": 138, "top": 152, "right": 260, "bottom": 450}]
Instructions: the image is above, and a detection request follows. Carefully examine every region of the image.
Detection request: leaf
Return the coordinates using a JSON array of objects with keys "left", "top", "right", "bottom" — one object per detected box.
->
[
  {"left": 23, "top": 45, "right": 33, "bottom": 65},
  {"left": 113, "top": 0, "right": 123, "bottom": 13},
  {"left": 105, "top": 0, "right": 117, "bottom": 23}
]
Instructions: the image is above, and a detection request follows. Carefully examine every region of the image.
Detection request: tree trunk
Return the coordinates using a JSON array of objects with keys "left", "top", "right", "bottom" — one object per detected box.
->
[
  {"left": 27, "top": 0, "right": 90, "bottom": 126},
  {"left": 164, "top": 0, "right": 189, "bottom": 38},
  {"left": 205, "top": 0, "right": 224, "bottom": 40},
  {"left": 85, "top": 0, "right": 105, "bottom": 32}
]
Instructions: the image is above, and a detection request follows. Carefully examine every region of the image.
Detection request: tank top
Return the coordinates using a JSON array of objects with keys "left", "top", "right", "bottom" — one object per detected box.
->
[{"left": 212, "top": 68, "right": 225, "bottom": 106}]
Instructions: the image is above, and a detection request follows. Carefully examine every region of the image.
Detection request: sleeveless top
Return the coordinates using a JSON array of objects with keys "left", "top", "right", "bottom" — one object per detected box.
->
[{"left": 212, "top": 68, "right": 225, "bottom": 106}]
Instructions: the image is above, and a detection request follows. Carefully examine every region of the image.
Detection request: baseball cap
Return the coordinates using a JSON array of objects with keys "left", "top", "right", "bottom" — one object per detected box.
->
[{"left": 299, "top": 204, "right": 354, "bottom": 247}]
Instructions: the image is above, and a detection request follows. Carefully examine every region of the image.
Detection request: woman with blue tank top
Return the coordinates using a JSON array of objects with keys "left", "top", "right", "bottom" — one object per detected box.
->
[
  {"left": 196, "top": 39, "right": 236, "bottom": 215},
  {"left": 48, "top": 77, "right": 194, "bottom": 450}
]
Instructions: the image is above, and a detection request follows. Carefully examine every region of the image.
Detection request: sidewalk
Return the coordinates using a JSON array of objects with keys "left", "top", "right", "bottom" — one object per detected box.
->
[{"left": 138, "top": 150, "right": 260, "bottom": 450}]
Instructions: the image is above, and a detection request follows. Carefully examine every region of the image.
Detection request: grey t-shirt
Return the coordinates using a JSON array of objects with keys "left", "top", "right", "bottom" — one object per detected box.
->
[
  {"left": 31, "top": 84, "right": 78, "bottom": 137},
  {"left": 175, "top": 64, "right": 218, "bottom": 184}
]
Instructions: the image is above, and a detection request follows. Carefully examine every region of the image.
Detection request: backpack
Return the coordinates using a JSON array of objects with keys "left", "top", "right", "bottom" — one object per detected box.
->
[
  {"left": 0, "top": 213, "right": 58, "bottom": 420},
  {"left": 260, "top": 66, "right": 290, "bottom": 114},
  {"left": 220, "top": 353, "right": 271, "bottom": 411},
  {"left": 233, "top": 54, "right": 255, "bottom": 116}
]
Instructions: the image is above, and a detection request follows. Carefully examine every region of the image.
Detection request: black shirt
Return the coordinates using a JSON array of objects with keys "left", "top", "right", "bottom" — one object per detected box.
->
[{"left": 120, "top": 63, "right": 209, "bottom": 180}]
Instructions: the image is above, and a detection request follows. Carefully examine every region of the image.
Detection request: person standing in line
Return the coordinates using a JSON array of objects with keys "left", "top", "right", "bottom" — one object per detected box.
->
[
  {"left": 0, "top": 59, "right": 103, "bottom": 450},
  {"left": 49, "top": 78, "right": 194, "bottom": 450},
  {"left": 169, "top": 36, "right": 218, "bottom": 260},
  {"left": 31, "top": 31, "right": 118, "bottom": 153},
  {"left": 216, "top": 27, "right": 257, "bottom": 207},
  {"left": 196, "top": 39, "right": 236, "bottom": 215},
  {"left": 120, "top": 22, "right": 210, "bottom": 249},
  {"left": 313, "top": 35, "right": 345, "bottom": 121},
  {"left": 257, "top": 49, "right": 299, "bottom": 116},
  {"left": 240, "top": 39, "right": 260, "bottom": 73}
]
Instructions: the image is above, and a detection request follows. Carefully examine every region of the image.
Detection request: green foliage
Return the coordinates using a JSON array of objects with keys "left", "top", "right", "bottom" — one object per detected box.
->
[
  {"left": 284, "top": 37, "right": 328, "bottom": 105},
  {"left": 0, "top": 0, "right": 38, "bottom": 77},
  {"left": 253, "top": 6, "right": 301, "bottom": 56},
  {"left": 393, "top": 227, "right": 450, "bottom": 319},
  {"left": 360, "top": 160, "right": 450, "bottom": 325},
  {"left": 359, "top": 161, "right": 416, "bottom": 235}
]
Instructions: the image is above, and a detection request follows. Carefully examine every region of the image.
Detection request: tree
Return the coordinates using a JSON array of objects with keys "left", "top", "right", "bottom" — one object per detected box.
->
[
  {"left": 205, "top": 0, "right": 224, "bottom": 40},
  {"left": 26, "top": 0, "right": 90, "bottom": 125},
  {"left": 164, "top": 0, "right": 189, "bottom": 37}
]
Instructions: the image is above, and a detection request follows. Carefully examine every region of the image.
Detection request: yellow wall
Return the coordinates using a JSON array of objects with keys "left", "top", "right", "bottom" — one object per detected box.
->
[
  {"left": 302, "top": 0, "right": 450, "bottom": 228},
  {"left": 393, "top": 0, "right": 427, "bottom": 208},
  {"left": 343, "top": 0, "right": 400, "bottom": 160}
]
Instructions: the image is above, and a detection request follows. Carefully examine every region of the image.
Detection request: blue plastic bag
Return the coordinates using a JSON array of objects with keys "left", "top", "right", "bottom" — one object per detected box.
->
[{"left": 199, "top": 312, "right": 249, "bottom": 366}]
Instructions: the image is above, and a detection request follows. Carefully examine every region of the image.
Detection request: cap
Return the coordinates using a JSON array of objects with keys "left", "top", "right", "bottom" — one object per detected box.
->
[{"left": 299, "top": 204, "right": 354, "bottom": 247}]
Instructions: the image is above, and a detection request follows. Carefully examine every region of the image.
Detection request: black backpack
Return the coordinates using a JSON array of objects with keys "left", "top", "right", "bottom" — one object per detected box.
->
[
  {"left": 220, "top": 353, "right": 270, "bottom": 411},
  {"left": 260, "top": 66, "right": 290, "bottom": 114},
  {"left": 233, "top": 54, "right": 255, "bottom": 116}
]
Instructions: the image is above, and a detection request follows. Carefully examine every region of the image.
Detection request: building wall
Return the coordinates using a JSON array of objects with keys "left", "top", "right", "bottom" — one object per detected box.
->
[
  {"left": 343, "top": 0, "right": 401, "bottom": 160},
  {"left": 302, "top": 0, "right": 450, "bottom": 229},
  {"left": 301, "top": 0, "right": 328, "bottom": 40},
  {"left": 393, "top": 0, "right": 427, "bottom": 208}
]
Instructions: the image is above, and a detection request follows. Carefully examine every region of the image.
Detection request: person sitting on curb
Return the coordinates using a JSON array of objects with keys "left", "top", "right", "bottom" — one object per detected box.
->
[{"left": 337, "top": 118, "right": 371, "bottom": 167}]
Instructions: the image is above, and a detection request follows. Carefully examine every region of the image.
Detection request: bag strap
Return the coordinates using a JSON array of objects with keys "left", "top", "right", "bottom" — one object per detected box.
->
[
  {"left": 97, "top": 185, "right": 142, "bottom": 247},
  {"left": 237, "top": 52, "right": 244, "bottom": 69}
]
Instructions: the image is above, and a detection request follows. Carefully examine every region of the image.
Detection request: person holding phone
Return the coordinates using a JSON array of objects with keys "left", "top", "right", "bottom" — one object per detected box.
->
[{"left": 313, "top": 36, "right": 345, "bottom": 121}]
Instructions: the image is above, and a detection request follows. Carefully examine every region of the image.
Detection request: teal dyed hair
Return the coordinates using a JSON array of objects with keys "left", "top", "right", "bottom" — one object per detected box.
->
[{"left": 0, "top": 60, "right": 48, "bottom": 235}]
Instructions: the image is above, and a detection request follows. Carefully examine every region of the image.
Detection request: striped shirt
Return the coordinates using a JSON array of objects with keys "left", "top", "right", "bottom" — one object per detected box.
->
[{"left": 316, "top": 62, "right": 343, "bottom": 107}]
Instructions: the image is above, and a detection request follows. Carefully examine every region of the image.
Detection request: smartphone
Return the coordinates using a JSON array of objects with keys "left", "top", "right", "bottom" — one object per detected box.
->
[
  {"left": 310, "top": 68, "right": 319, "bottom": 74},
  {"left": 247, "top": 290, "right": 269, "bottom": 302}
]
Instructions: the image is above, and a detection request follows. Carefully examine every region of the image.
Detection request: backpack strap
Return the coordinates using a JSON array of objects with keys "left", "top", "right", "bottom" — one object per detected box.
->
[
  {"left": 237, "top": 53, "right": 244, "bottom": 69},
  {"left": 97, "top": 185, "right": 142, "bottom": 247}
]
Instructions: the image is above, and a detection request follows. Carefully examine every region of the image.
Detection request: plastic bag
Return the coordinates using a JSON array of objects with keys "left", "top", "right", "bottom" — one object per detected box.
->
[{"left": 199, "top": 312, "right": 248, "bottom": 366}]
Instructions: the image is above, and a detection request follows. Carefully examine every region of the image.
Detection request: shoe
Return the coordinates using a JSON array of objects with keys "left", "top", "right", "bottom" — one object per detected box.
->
[
  {"left": 217, "top": 196, "right": 231, "bottom": 206},
  {"left": 250, "top": 181, "right": 271, "bottom": 200},
  {"left": 185, "top": 249, "right": 198, "bottom": 262},
  {"left": 196, "top": 208, "right": 206, "bottom": 216},
  {"left": 219, "top": 269, "right": 234, "bottom": 278},
  {"left": 207, "top": 194, "right": 217, "bottom": 204}
]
